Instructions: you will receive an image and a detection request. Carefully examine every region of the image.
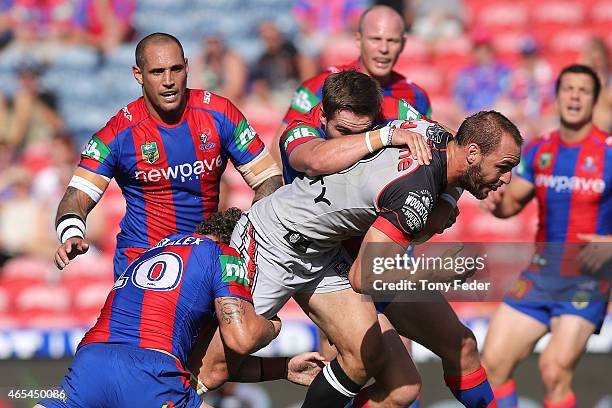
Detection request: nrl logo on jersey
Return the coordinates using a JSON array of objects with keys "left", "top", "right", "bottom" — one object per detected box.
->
[
  {"left": 538, "top": 153, "right": 553, "bottom": 169},
  {"left": 141, "top": 142, "right": 160, "bottom": 164}
]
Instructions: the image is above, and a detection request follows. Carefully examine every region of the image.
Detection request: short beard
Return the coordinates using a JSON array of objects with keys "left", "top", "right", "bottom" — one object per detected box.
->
[{"left": 459, "top": 162, "right": 487, "bottom": 199}]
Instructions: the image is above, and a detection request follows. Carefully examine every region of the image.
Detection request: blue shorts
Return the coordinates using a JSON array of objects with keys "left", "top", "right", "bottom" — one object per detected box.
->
[
  {"left": 38, "top": 343, "right": 202, "bottom": 408},
  {"left": 504, "top": 273, "right": 609, "bottom": 334}
]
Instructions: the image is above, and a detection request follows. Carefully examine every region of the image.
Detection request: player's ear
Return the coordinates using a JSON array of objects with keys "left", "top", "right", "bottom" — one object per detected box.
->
[
  {"left": 466, "top": 143, "right": 481, "bottom": 165},
  {"left": 399, "top": 33, "right": 407, "bottom": 53},
  {"left": 133, "top": 65, "right": 144, "bottom": 85},
  {"left": 319, "top": 106, "right": 327, "bottom": 129},
  {"left": 184, "top": 58, "right": 189, "bottom": 74},
  {"left": 354, "top": 30, "right": 363, "bottom": 49}
]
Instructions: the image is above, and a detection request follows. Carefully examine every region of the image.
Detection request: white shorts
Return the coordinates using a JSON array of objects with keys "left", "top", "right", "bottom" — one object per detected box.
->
[{"left": 230, "top": 213, "right": 353, "bottom": 318}]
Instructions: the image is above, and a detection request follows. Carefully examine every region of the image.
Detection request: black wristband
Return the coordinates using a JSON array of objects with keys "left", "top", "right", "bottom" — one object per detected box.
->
[{"left": 259, "top": 357, "right": 264, "bottom": 382}]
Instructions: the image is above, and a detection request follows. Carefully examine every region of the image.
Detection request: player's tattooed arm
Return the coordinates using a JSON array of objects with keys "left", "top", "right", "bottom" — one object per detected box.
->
[
  {"left": 216, "top": 297, "right": 246, "bottom": 325},
  {"left": 252, "top": 175, "right": 283, "bottom": 203},
  {"left": 214, "top": 297, "right": 281, "bottom": 355},
  {"left": 56, "top": 187, "right": 96, "bottom": 222}
]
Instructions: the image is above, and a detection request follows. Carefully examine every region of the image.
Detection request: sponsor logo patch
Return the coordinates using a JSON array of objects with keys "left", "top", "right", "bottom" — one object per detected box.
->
[
  {"left": 220, "top": 255, "right": 250, "bottom": 286},
  {"left": 401, "top": 190, "right": 433, "bottom": 232},
  {"left": 81, "top": 135, "right": 111, "bottom": 163},
  {"left": 234, "top": 119, "right": 257, "bottom": 152},
  {"left": 290, "top": 86, "right": 319, "bottom": 113},
  {"left": 534, "top": 174, "right": 605, "bottom": 193}
]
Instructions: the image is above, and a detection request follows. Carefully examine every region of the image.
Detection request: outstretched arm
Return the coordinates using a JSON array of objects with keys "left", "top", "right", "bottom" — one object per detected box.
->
[
  {"left": 54, "top": 167, "right": 110, "bottom": 269},
  {"left": 228, "top": 352, "right": 325, "bottom": 385},
  {"left": 288, "top": 127, "right": 432, "bottom": 177}
]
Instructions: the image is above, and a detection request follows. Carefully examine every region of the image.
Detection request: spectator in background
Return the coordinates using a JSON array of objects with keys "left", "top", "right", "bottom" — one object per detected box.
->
[
  {"left": 453, "top": 30, "right": 511, "bottom": 114},
  {"left": 411, "top": 0, "right": 463, "bottom": 43},
  {"left": 8, "top": 0, "right": 79, "bottom": 58},
  {"left": 507, "top": 37, "right": 555, "bottom": 139},
  {"left": 581, "top": 37, "right": 612, "bottom": 133},
  {"left": 250, "top": 21, "right": 316, "bottom": 108},
  {"left": 293, "top": 0, "right": 366, "bottom": 56},
  {"left": 190, "top": 35, "right": 248, "bottom": 105},
  {"left": 1, "top": 61, "right": 64, "bottom": 158},
  {"left": 73, "top": 0, "right": 135, "bottom": 54},
  {"left": 0, "top": 166, "right": 57, "bottom": 262},
  {"left": 0, "top": 0, "right": 12, "bottom": 50}
]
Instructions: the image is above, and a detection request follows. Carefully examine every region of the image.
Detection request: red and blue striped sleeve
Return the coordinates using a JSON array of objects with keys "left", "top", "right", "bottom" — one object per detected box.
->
[
  {"left": 78, "top": 114, "right": 123, "bottom": 178},
  {"left": 219, "top": 99, "right": 265, "bottom": 167}
]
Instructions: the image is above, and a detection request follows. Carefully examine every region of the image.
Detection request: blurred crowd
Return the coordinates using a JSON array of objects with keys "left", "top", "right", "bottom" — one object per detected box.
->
[{"left": 0, "top": 0, "right": 610, "bottom": 317}]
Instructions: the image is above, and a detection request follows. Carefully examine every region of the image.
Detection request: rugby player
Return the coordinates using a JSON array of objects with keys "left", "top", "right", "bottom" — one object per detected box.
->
[
  {"left": 281, "top": 70, "right": 501, "bottom": 408},
  {"left": 198, "top": 98, "right": 521, "bottom": 407},
  {"left": 37, "top": 209, "right": 325, "bottom": 408},
  {"left": 481, "top": 64, "right": 611, "bottom": 408},
  {"left": 53, "top": 32, "right": 282, "bottom": 278},
  {"left": 270, "top": 5, "right": 432, "bottom": 164}
]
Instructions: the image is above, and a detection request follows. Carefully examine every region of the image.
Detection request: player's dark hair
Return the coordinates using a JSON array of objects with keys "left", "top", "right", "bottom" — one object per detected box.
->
[
  {"left": 135, "top": 32, "right": 185, "bottom": 69},
  {"left": 195, "top": 207, "right": 243, "bottom": 244},
  {"left": 322, "top": 70, "right": 382, "bottom": 121},
  {"left": 358, "top": 5, "right": 406, "bottom": 34},
  {"left": 555, "top": 64, "right": 601, "bottom": 103},
  {"left": 455, "top": 111, "right": 523, "bottom": 155}
]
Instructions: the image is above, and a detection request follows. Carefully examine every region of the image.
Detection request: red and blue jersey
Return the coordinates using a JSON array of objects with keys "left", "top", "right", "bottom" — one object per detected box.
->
[
  {"left": 282, "top": 60, "right": 432, "bottom": 125},
  {"left": 79, "top": 233, "right": 252, "bottom": 366},
  {"left": 280, "top": 97, "right": 422, "bottom": 183},
  {"left": 515, "top": 127, "right": 612, "bottom": 278},
  {"left": 79, "top": 89, "right": 265, "bottom": 250}
]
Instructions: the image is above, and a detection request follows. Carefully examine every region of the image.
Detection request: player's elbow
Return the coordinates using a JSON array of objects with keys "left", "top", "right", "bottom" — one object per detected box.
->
[
  {"left": 222, "top": 333, "right": 259, "bottom": 355},
  {"left": 302, "top": 156, "right": 329, "bottom": 177}
]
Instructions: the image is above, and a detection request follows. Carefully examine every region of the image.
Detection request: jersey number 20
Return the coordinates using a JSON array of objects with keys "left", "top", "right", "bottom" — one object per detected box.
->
[{"left": 114, "top": 252, "right": 184, "bottom": 291}]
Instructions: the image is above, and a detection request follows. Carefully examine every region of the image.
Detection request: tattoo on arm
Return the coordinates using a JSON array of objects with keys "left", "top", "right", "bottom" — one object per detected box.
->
[
  {"left": 56, "top": 187, "right": 97, "bottom": 222},
  {"left": 216, "top": 298, "right": 246, "bottom": 325},
  {"left": 253, "top": 176, "right": 283, "bottom": 203}
]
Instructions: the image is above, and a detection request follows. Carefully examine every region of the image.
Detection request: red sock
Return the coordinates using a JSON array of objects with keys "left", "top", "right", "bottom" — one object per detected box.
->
[
  {"left": 492, "top": 379, "right": 518, "bottom": 408},
  {"left": 544, "top": 392, "right": 576, "bottom": 408}
]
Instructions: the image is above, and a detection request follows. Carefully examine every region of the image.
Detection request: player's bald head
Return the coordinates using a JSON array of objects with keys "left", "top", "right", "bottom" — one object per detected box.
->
[
  {"left": 135, "top": 32, "right": 185, "bottom": 69},
  {"left": 358, "top": 5, "right": 406, "bottom": 34}
]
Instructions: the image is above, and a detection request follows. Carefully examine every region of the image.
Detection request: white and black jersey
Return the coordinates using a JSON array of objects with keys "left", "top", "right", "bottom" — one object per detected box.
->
[{"left": 249, "top": 119, "right": 451, "bottom": 255}]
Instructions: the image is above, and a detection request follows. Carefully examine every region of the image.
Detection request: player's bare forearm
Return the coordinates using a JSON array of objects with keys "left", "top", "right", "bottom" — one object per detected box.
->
[
  {"left": 55, "top": 187, "right": 96, "bottom": 224},
  {"left": 227, "top": 356, "right": 287, "bottom": 382},
  {"left": 252, "top": 176, "right": 283, "bottom": 203},
  {"left": 289, "top": 135, "right": 371, "bottom": 177},
  {"left": 490, "top": 177, "right": 535, "bottom": 219},
  {"left": 215, "top": 297, "right": 279, "bottom": 354}
]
